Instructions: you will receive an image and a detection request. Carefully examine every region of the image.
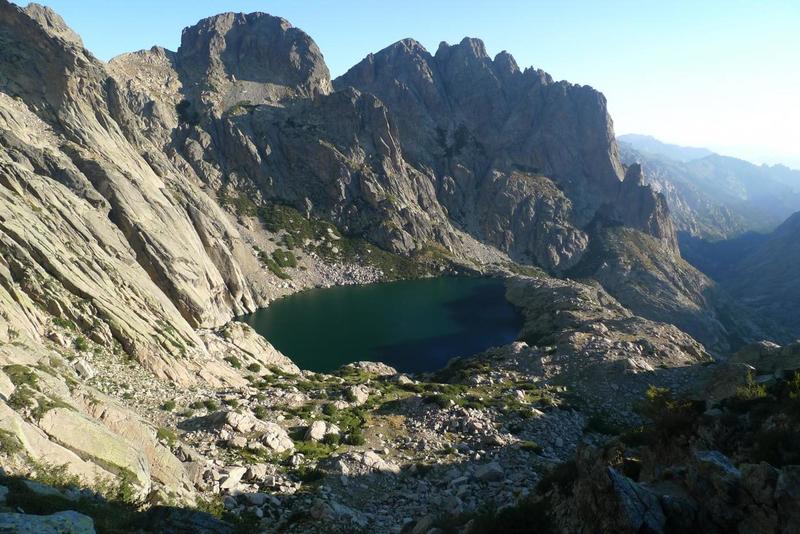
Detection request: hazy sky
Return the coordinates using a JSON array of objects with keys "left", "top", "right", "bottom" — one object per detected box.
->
[{"left": 18, "top": 0, "right": 800, "bottom": 168}]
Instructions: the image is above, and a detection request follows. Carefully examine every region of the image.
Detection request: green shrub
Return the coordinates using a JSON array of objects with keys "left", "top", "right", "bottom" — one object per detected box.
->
[
  {"left": 156, "top": 427, "right": 178, "bottom": 447},
  {"left": 218, "top": 192, "right": 257, "bottom": 217},
  {"left": 322, "top": 433, "right": 341, "bottom": 446},
  {"left": 73, "top": 336, "right": 89, "bottom": 351},
  {"left": 224, "top": 356, "right": 242, "bottom": 369},
  {"left": 195, "top": 495, "right": 225, "bottom": 518},
  {"left": 32, "top": 396, "right": 74, "bottom": 420},
  {"left": 344, "top": 430, "right": 366, "bottom": 446},
  {"left": 247, "top": 363, "right": 262, "bottom": 373},
  {"left": 223, "top": 398, "right": 239, "bottom": 408},
  {"left": 260, "top": 254, "right": 291, "bottom": 280},
  {"left": 786, "top": 371, "right": 800, "bottom": 419},
  {"left": 160, "top": 400, "right": 177, "bottom": 411},
  {"left": 735, "top": 373, "right": 768, "bottom": 401},
  {"left": 460, "top": 496, "right": 554, "bottom": 534},
  {"left": 322, "top": 403, "right": 338, "bottom": 417},
  {"left": 537, "top": 459, "right": 578, "bottom": 496},
  {"left": 271, "top": 249, "right": 297, "bottom": 269},
  {"left": 752, "top": 427, "right": 800, "bottom": 467},
  {"left": 28, "top": 461, "right": 82, "bottom": 489},
  {"left": 203, "top": 399, "right": 219, "bottom": 411},
  {"left": 422, "top": 393, "right": 454, "bottom": 409},
  {"left": 52, "top": 317, "right": 77, "bottom": 330},
  {"left": 293, "top": 440, "right": 337, "bottom": 460},
  {"left": 3, "top": 365, "right": 38, "bottom": 388},
  {"left": 519, "top": 440, "right": 543, "bottom": 454},
  {"left": 8, "top": 385, "right": 36, "bottom": 410},
  {"left": 636, "top": 385, "right": 702, "bottom": 437},
  {"left": 253, "top": 406, "right": 268, "bottom": 420},
  {"left": 0, "top": 429, "right": 22, "bottom": 455},
  {"left": 584, "top": 414, "right": 624, "bottom": 435}
]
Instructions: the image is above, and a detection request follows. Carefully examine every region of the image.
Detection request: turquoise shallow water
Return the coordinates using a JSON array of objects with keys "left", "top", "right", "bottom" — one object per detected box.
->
[{"left": 238, "top": 277, "right": 523, "bottom": 373}]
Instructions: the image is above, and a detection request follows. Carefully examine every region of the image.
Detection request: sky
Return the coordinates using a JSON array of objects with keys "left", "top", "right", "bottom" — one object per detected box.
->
[{"left": 16, "top": 0, "right": 800, "bottom": 168}]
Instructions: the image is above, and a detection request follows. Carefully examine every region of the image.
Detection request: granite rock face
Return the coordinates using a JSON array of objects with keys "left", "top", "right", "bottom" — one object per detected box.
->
[
  {"left": 335, "top": 38, "right": 677, "bottom": 268},
  {"left": 176, "top": 12, "right": 332, "bottom": 110}
]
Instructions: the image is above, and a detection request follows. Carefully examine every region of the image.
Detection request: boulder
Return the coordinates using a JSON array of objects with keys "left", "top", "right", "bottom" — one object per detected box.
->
[
  {"left": 78, "top": 393, "right": 193, "bottom": 494},
  {"left": 0, "top": 511, "right": 95, "bottom": 533},
  {"left": 0, "top": 404, "right": 112, "bottom": 484},
  {"left": 304, "top": 421, "right": 340, "bottom": 442},
  {"left": 72, "top": 358, "right": 96, "bottom": 379},
  {"left": 260, "top": 422, "right": 294, "bottom": 453},
  {"left": 320, "top": 451, "right": 400, "bottom": 476},
  {"left": 219, "top": 466, "right": 247, "bottom": 491},
  {"left": 606, "top": 468, "right": 666, "bottom": 533},
  {"left": 346, "top": 385, "right": 370, "bottom": 406},
  {"left": 38, "top": 408, "right": 151, "bottom": 493},
  {"left": 341, "top": 361, "right": 397, "bottom": 377},
  {"left": 474, "top": 462, "right": 505, "bottom": 482},
  {"left": 207, "top": 411, "right": 263, "bottom": 434}
]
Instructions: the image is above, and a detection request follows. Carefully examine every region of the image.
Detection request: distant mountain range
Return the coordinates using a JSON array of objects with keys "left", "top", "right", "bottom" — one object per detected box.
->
[
  {"left": 618, "top": 134, "right": 715, "bottom": 162},
  {"left": 618, "top": 134, "right": 800, "bottom": 240},
  {"left": 681, "top": 211, "right": 800, "bottom": 336}
]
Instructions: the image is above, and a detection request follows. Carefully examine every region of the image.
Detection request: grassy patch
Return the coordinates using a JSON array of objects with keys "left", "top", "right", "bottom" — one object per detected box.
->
[
  {"left": 74, "top": 336, "right": 89, "bottom": 351},
  {"left": 272, "top": 249, "right": 298, "bottom": 269},
  {"left": 0, "top": 428, "right": 22, "bottom": 455},
  {"left": 32, "top": 396, "right": 75, "bottom": 421},
  {"left": 3, "top": 364, "right": 38, "bottom": 388},
  {"left": 156, "top": 427, "right": 178, "bottom": 447},
  {"left": 8, "top": 385, "right": 36, "bottom": 410},
  {"left": 293, "top": 440, "right": 338, "bottom": 460}
]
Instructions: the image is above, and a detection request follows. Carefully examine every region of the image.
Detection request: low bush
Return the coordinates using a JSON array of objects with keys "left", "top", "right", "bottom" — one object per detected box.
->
[
  {"left": 224, "top": 356, "right": 242, "bottom": 369},
  {"left": 635, "top": 385, "right": 702, "bottom": 438},
  {"left": 519, "top": 440, "right": 543, "bottom": 454},
  {"left": 73, "top": 336, "right": 89, "bottom": 351},
  {"left": 156, "top": 427, "right": 178, "bottom": 447},
  {"left": 0, "top": 429, "right": 22, "bottom": 455},
  {"left": 344, "top": 430, "right": 366, "bottom": 446}
]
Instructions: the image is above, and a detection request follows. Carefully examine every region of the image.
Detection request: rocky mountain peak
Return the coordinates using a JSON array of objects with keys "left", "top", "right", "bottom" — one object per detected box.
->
[
  {"left": 623, "top": 162, "right": 646, "bottom": 187},
  {"left": 176, "top": 11, "right": 331, "bottom": 109},
  {"left": 493, "top": 50, "right": 520, "bottom": 76},
  {"left": 22, "top": 2, "right": 84, "bottom": 48}
]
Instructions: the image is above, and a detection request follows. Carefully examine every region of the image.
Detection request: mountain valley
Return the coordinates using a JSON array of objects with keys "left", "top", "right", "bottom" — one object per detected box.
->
[{"left": 0, "top": 3, "right": 798, "bottom": 533}]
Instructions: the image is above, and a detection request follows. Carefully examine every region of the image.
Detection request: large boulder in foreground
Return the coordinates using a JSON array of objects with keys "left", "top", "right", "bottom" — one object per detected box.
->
[
  {"left": 0, "top": 510, "right": 95, "bottom": 534},
  {"left": 38, "top": 408, "right": 151, "bottom": 493}
]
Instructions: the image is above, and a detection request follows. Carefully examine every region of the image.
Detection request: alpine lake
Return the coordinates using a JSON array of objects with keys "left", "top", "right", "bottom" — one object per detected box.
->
[{"left": 239, "top": 277, "right": 523, "bottom": 373}]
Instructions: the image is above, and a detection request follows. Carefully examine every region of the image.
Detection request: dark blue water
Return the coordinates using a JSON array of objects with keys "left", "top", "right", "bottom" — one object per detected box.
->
[{"left": 239, "top": 277, "right": 522, "bottom": 373}]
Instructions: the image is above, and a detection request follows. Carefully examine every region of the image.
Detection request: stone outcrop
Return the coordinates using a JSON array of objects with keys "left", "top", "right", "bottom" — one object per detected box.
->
[{"left": 0, "top": 510, "right": 95, "bottom": 534}]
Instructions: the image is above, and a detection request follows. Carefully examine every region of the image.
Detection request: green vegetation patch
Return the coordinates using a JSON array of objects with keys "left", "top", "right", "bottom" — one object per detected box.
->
[
  {"left": 3, "top": 364, "right": 38, "bottom": 388},
  {"left": 0, "top": 428, "right": 23, "bottom": 455}
]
